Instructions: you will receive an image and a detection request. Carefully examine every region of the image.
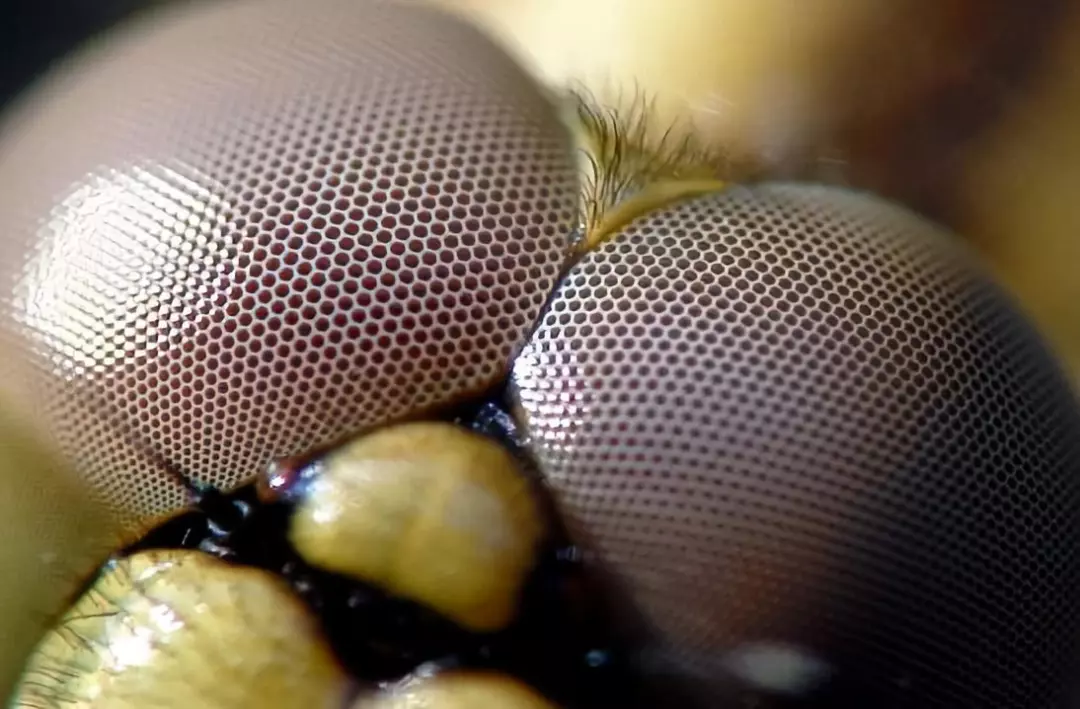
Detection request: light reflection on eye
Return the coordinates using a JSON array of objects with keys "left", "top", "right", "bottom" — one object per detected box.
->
[
  {"left": 722, "top": 642, "right": 832, "bottom": 697},
  {"left": 17, "top": 162, "right": 225, "bottom": 378}
]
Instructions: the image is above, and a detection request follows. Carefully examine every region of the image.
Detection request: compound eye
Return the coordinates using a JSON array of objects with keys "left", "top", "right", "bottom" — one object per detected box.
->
[
  {"left": 511, "top": 183, "right": 1080, "bottom": 705},
  {"left": 0, "top": 0, "right": 579, "bottom": 523}
]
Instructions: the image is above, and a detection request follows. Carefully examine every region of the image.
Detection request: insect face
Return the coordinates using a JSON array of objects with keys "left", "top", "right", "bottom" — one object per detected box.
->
[{"left": 3, "top": 0, "right": 1080, "bottom": 706}]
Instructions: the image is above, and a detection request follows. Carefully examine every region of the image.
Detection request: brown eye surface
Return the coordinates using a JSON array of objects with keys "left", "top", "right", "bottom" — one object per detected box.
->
[
  {"left": 512, "top": 183, "right": 1080, "bottom": 706},
  {"left": 0, "top": 0, "right": 578, "bottom": 523}
]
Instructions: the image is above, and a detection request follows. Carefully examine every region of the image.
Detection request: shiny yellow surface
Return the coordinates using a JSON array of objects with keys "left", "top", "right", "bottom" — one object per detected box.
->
[
  {"left": 355, "top": 672, "right": 556, "bottom": 709},
  {"left": 11, "top": 550, "right": 351, "bottom": 709},
  {"left": 289, "top": 422, "right": 545, "bottom": 632}
]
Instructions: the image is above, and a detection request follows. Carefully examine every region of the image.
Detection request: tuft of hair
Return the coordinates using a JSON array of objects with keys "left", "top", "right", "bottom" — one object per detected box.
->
[{"left": 562, "top": 86, "right": 750, "bottom": 237}]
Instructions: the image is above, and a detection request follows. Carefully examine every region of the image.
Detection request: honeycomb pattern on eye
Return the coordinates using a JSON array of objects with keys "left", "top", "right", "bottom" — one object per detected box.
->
[
  {"left": 0, "top": 0, "right": 578, "bottom": 520},
  {"left": 512, "top": 183, "right": 1080, "bottom": 707}
]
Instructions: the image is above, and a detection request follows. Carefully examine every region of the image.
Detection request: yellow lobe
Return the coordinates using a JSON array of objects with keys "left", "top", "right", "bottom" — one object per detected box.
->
[
  {"left": 11, "top": 549, "right": 351, "bottom": 709},
  {"left": 289, "top": 421, "right": 545, "bottom": 632},
  {"left": 354, "top": 672, "right": 557, "bottom": 709}
]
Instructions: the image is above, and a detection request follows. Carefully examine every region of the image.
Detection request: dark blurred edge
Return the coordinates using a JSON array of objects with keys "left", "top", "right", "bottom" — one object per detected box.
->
[
  {"left": 0, "top": 0, "right": 185, "bottom": 113},
  {"left": 833, "top": 0, "right": 1071, "bottom": 227}
]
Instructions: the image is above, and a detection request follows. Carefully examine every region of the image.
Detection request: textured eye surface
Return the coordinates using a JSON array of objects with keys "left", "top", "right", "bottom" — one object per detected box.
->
[
  {"left": 511, "top": 183, "right": 1080, "bottom": 706},
  {"left": 0, "top": 0, "right": 578, "bottom": 522}
]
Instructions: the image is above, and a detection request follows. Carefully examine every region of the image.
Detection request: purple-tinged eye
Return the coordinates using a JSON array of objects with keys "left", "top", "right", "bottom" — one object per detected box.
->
[{"left": 0, "top": 0, "right": 579, "bottom": 523}]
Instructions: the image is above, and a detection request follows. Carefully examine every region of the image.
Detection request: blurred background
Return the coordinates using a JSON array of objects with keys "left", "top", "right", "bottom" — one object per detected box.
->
[{"left": 3, "top": 0, "right": 1079, "bottom": 387}]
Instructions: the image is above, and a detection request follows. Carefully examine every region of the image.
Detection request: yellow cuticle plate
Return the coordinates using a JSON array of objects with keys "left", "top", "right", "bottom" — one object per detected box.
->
[
  {"left": 12, "top": 549, "right": 350, "bottom": 709},
  {"left": 289, "top": 422, "right": 545, "bottom": 632},
  {"left": 354, "top": 671, "right": 557, "bottom": 709}
]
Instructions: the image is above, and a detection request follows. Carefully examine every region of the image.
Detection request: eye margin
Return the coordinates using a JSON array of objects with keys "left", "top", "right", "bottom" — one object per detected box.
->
[{"left": 559, "top": 87, "right": 760, "bottom": 255}]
